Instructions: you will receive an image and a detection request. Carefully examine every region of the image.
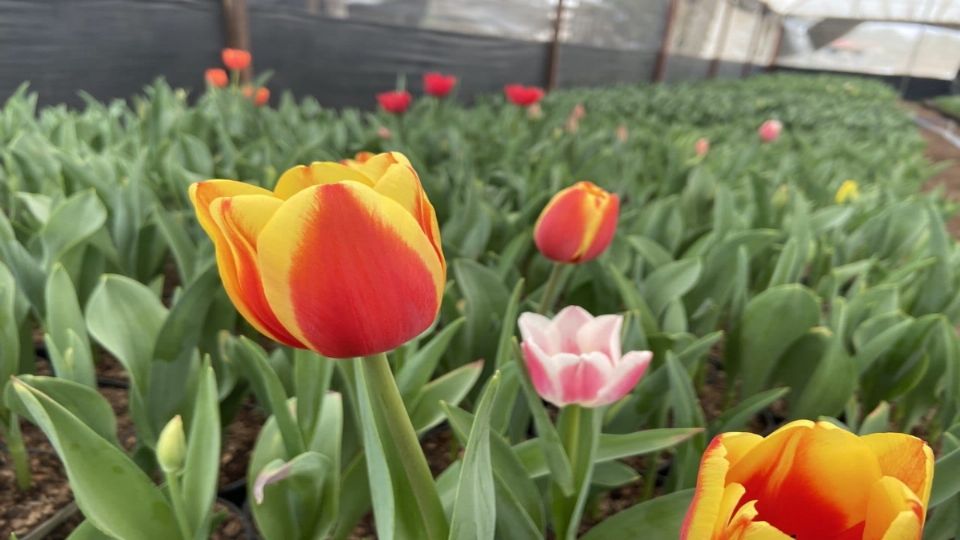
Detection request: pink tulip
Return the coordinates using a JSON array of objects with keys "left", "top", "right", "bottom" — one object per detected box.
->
[
  {"left": 695, "top": 137, "right": 710, "bottom": 157},
  {"left": 518, "top": 306, "right": 652, "bottom": 408},
  {"left": 758, "top": 119, "right": 782, "bottom": 143}
]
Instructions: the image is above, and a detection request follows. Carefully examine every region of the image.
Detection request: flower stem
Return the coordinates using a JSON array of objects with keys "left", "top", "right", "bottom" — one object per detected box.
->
[
  {"left": 550, "top": 405, "right": 600, "bottom": 540},
  {"left": 539, "top": 263, "right": 567, "bottom": 314},
  {"left": 359, "top": 353, "right": 448, "bottom": 540},
  {"left": 165, "top": 472, "right": 193, "bottom": 540},
  {"left": 3, "top": 416, "right": 31, "bottom": 490}
]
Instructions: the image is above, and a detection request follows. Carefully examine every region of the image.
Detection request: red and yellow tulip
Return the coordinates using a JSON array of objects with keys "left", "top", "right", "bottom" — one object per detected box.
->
[
  {"left": 681, "top": 421, "right": 933, "bottom": 540},
  {"left": 534, "top": 181, "right": 619, "bottom": 264},
  {"left": 189, "top": 151, "right": 445, "bottom": 358}
]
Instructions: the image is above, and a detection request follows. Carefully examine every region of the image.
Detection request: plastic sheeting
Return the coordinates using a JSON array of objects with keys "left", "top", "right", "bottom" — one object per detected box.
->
[
  {"left": 763, "top": 0, "right": 960, "bottom": 25},
  {"left": 0, "top": 0, "right": 223, "bottom": 107}
]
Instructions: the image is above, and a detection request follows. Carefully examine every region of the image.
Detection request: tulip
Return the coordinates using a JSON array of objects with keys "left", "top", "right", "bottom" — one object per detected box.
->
[
  {"left": 615, "top": 125, "right": 629, "bottom": 142},
  {"left": 836, "top": 179, "right": 860, "bottom": 204},
  {"left": 423, "top": 72, "right": 457, "bottom": 98},
  {"left": 758, "top": 119, "right": 782, "bottom": 143},
  {"left": 377, "top": 125, "right": 393, "bottom": 140},
  {"left": 681, "top": 420, "right": 933, "bottom": 540},
  {"left": 534, "top": 181, "right": 619, "bottom": 264},
  {"left": 377, "top": 90, "right": 412, "bottom": 114},
  {"left": 222, "top": 48, "right": 251, "bottom": 71},
  {"left": 205, "top": 68, "right": 228, "bottom": 88},
  {"left": 189, "top": 152, "right": 445, "bottom": 359},
  {"left": 695, "top": 137, "right": 710, "bottom": 157},
  {"left": 504, "top": 84, "right": 545, "bottom": 107},
  {"left": 253, "top": 87, "right": 269, "bottom": 106},
  {"left": 565, "top": 104, "right": 585, "bottom": 133},
  {"left": 156, "top": 415, "right": 186, "bottom": 475},
  {"left": 518, "top": 306, "right": 651, "bottom": 408}
]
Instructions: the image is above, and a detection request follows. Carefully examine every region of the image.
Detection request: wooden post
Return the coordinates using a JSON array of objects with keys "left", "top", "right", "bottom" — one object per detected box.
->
[
  {"left": 546, "top": 0, "right": 566, "bottom": 90},
  {"left": 652, "top": 0, "right": 679, "bottom": 82},
  {"left": 707, "top": 0, "right": 735, "bottom": 79},
  {"left": 767, "top": 15, "right": 784, "bottom": 72},
  {"left": 222, "top": 0, "right": 253, "bottom": 83}
]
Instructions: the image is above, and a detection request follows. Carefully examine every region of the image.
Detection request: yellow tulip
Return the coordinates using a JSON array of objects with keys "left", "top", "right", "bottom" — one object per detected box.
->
[
  {"left": 836, "top": 180, "right": 861, "bottom": 204},
  {"left": 681, "top": 421, "right": 933, "bottom": 539}
]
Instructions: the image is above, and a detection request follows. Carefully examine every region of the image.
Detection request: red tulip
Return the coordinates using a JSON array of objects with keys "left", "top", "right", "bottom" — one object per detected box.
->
[
  {"left": 377, "top": 90, "right": 413, "bottom": 115},
  {"left": 222, "top": 48, "right": 251, "bottom": 71},
  {"left": 504, "top": 84, "right": 545, "bottom": 107},
  {"left": 758, "top": 119, "right": 782, "bottom": 143},
  {"left": 205, "top": 68, "right": 228, "bottom": 88},
  {"left": 253, "top": 87, "right": 270, "bottom": 106},
  {"left": 695, "top": 137, "right": 710, "bottom": 157},
  {"left": 423, "top": 72, "right": 457, "bottom": 98},
  {"left": 534, "top": 181, "right": 619, "bottom": 264}
]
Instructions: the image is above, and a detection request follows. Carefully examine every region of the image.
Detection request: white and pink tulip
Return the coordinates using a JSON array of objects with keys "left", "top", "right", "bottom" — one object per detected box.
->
[
  {"left": 518, "top": 306, "right": 652, "bottom": 408},
  {"left": 758, "top": 119, "right": 782, "bottom": 143}
]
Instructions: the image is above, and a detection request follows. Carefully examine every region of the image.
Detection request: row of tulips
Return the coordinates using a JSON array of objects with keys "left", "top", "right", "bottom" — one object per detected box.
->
[{"left": 0, "top": 73, "right": 955, "bottom": 539}]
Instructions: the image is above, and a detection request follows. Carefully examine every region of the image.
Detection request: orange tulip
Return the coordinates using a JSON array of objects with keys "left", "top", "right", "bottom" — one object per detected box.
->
[
  {"left": 534, "top": 181, "right": 619, "bottom": 264},
  {"left": 253, "top": 87, "right": 269, "bottom": 106},
  {"left": 205, "top": 68, "right": 228, "bottom": 88},
  {"left": 222, "top": 48, "right": 251, "bottom": 71},
  {"left": 681, "top": 421, "right": 933, "bottom": 540},
  {"left": 189, "top": 152, "right": 445, "bottom": 358}
]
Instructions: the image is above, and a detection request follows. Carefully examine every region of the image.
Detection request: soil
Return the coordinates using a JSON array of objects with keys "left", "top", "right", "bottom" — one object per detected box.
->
[
  {"left": 219, "top": 403, "right": 266, "bottom": 489},
  {"left": 211, "top": 500, "right": 253, "bottom": 540},
  {"left": 910, "top": 103, "right": 960, "bottom": 236},
  {"left": 0, "top": 436, "right": 71, "bottom": 538}
]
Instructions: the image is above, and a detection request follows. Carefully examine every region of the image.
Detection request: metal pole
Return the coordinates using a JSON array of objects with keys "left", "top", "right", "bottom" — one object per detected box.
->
[
  {"left": 741, "top": 4, "right": 765, "bottom": 78},
  {"left": 222, "top": 0, "right": 253, "bottom": 83},
  {"left": 652, "top": 0, "right": 680, "bottom": 82},
  {"left": 707, "top": 0, "right": 735, "bottom": 79},
  {"left": 546, "top": 0, "right": 566, "bottom": 90}
]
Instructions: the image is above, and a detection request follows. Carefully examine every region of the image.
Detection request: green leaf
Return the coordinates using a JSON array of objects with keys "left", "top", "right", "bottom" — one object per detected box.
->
[
  {"left": 153, "top": 209, "right": 196, "bottom": 283},
  {"left": 39, "top": 189, "right": 107, "bottom": 269},
  {"left": 736, "top": 284, "right": 820, "bottom": 396},
  {"left": 8, "top": 378, "right": 180, "bottom": 540},
  {"left": 931, "top": 446, "right": 960, "bottom": 508},
  {"left": 44, "top": 264, "right": 94, "bottom": 387},
  {"left": 0, "top": 262, "right": 21, "bottom": 386},
  {"left": 5, "top": 375, "right": 117, "bottom": 446},
  {"left": 580, "top": 489, "right": 693, "bottom": 540},
  {"left": 712, "top": 387, "right": 789, "bottom": 435},
  {"left": 859, "top": 401, "right": 891, "bottom": 435},
  {"left": 180, "top": 361, "right": 220, "bottom": 533},
  {"left": 410, "top": 360, "right": 484, "bottom": 435},
  {"left": 448, "top": 372, "right": 501, "bottom": 540},
  {"left": 234, "top": 337, "right": 304, "bottom": 457},
  {"left": 643, "top": 258, "right": 702, "bottom": 317},
  {"left": 66, "top": 520, "right": 114, "bottom": 540},
  {"left": 396, "top": 318, "right": 466, "bottom": 396},
  {"left": 597, "top": 428, "right": 704, "bottom": 462}
]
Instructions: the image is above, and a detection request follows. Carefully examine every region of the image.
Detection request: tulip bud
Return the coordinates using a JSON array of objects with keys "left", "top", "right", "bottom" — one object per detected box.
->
[
  {"left": 534, "top": 181, "right": 619, "bottom": 264},
  {"left": 695, "top": 137, "right": 710, "bottom": 157},
  {"left": 222, "top": 48, "right": 251, "bottom": 71},
  {"left": 157, "top": 415, "right": 186, "bottom": 475},
  {"left": 615, "top": 125, "right": 629, "bottom": 142},
  {"left": 758, "top": 119, "right": 782, "bottom": 143}
]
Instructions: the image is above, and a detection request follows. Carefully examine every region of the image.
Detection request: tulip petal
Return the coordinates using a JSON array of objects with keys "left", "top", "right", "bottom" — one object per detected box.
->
[
  {"left": 594, "top": 350, "right": 651, "bottom": 405},
  {"left": 534, "top": 186, "right": 592, "bottom": 262},
  {"left": 273, "top": 162, "right": 374, "bottom": 200},
  {"left": 346, "top": 151, "right": 410, "bottom": 180},
  {"left": 257, "top": 182, "right": 444, "bottom": 358},
  {"left": 863, "top": 476, "right": 924, "bottom": 540},
  {"left": 862, "top": 433, "right": 935, "bottom": 507},
  {"left": 373, "top": 163, "right": 444, "bottom": 270},
  {"left": 727, "top": 421, "right": 883, "bottom": 538},
  {"left": 208, "top": 195, "right": 304, "bottom": 347},
  {"left": 556, "top": 352, "right": 610, "bottom": 405},
  {"left": 576, "top": 314, "right": 623, "bottom": 361},
  {"left": 518, "top": 312, "right": 561, "bottom": 355},
  {"left": 551, "top": 306, "right": 594, "bottom": 354},
  {"left": 580, "top": 193, "right": 619, "bottom": 262},
  {"left": 521, "top": 341, "right": 562, "bottom": 405},
  {"left": 189, "top": 180, "right": 274, "bottom": 236}
]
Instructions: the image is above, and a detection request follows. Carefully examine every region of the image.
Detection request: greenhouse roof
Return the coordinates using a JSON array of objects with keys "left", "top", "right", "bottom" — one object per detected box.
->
[{"left": 763, "top": 0, "right": 960, "bottom": 25}]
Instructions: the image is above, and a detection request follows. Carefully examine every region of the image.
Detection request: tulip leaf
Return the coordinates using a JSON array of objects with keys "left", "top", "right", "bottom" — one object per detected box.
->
[
  {"left": 0, "top": 262, "right": 21, "bottom": 387},
  {"left": 592, "top": 460, "right": 640, "bottom": 488},
  {"left": 410, "top": 360, "right": 484, "bottom": 435},
  {"left": 931, "top": 446, "right": 960, "bottom": 508},
  {"left": 711, "top": 387, "right": 789, "bottom": 435},
  {"left": 449, "top": 372, "right": 501, "bottom": 540},
  {"left": 580, "top": 489, "right": 693, "bottom": 540},
  {"left": 735, "top": 284, "right": 820, "bottom": 396},
  {"left": 180, "top": 361, "right": 220, "bottom": 534},
  {"left": 396, "top": 317, "right": 466, "bottom": 396},
  {"left": 234, "top": 337, "right": 304, "bottom": 457},
  {"left": 66, "top": 520, "right": 115, "bottom": 540},
  {"left": 153, "top": 209, "right": 196, "bottom": 283},
  {"left": 643, "top": 257, "right": 702, "bottom": 317},
  {"left": 44, "top": 263, "right": 94, "bottom": 387},
  {"left": 5, "top": 375, "right": 118, "bottom": 446},
  {"left": 8, "top": 378, "right": 180, "bottom": 540},
  {"left": 39, "top": 189, "right": 107, "bottom": 269},
  {"left": 858, "top": 401, "right": 891, "bottom": 435}
]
